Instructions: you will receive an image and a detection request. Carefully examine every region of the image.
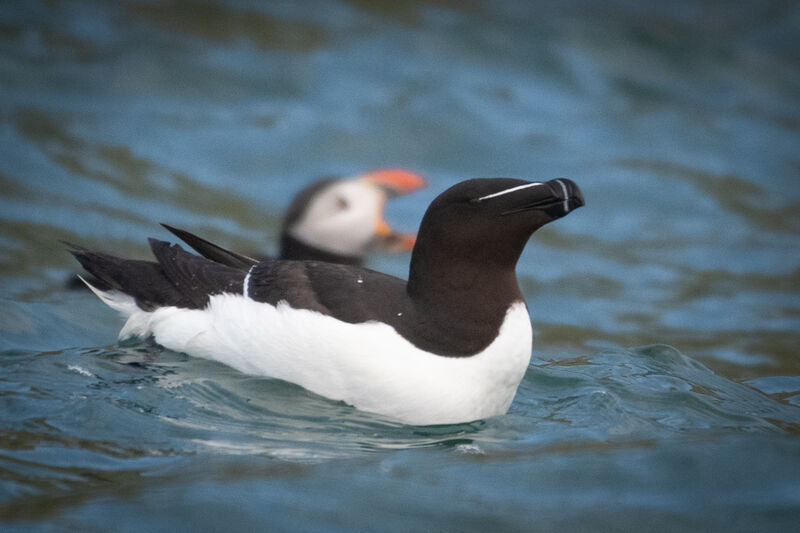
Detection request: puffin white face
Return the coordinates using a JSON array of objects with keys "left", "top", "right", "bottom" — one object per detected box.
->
[{"left": 288, "top": 176, "right": 387, "bottom": 256}]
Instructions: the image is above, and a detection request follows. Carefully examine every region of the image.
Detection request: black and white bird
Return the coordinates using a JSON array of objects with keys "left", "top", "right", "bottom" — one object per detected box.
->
[{"left": 69, "top": 178, "right": 584, "bottom": 425}]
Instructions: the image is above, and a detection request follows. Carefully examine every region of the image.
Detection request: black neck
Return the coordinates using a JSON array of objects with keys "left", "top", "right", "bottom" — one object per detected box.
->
[
  {"left": 400, "top": 235, "right": 525, "bottom": 356},
  {"left": 406, "top": 219, "right": 527, "bottom": 305},
  {"left": 407, "top": 247, "right": 523, "bottom": 311}
]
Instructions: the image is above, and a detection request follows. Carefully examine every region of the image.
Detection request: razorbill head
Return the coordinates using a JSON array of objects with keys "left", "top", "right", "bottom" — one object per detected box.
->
[{"left": 68, "top": 178, "right": 583, "bottom": 425}]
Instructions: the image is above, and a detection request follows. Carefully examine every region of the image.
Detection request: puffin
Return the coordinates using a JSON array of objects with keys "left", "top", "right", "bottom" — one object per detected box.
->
[{"left": 69, "top": 178, "right": 584, "bottom": 425}]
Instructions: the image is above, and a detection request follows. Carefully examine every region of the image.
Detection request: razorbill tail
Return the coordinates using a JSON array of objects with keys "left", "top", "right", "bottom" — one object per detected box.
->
[{"left": 68, "top": 178, "right": 584, "bottom": 425}]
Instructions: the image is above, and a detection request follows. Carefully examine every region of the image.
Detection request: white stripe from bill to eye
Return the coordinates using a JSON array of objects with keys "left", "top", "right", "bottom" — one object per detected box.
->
[
  {"left": 243, "top": 265, "right": 255, "bottom": 298},
  {"left": 555, "top": 179, "right": 569, "bottom": 212},
  {"left": 477, "top": 182, "right": 546, "bottom": 201}
]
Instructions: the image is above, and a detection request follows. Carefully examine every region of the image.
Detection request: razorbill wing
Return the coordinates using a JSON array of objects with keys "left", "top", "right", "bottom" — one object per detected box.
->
[{"left": 68, "top": 178, "right": 584, "bottom": 425}]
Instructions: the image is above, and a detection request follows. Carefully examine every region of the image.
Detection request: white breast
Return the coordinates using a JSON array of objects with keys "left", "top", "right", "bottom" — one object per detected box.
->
[{"left": 113, "top": 293, "right": 533, "bottom": 426}]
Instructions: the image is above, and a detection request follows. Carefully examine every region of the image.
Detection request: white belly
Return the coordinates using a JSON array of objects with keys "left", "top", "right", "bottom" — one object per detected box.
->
[{"left": 116, "top": 294, "right": 533, "bottom": 426}]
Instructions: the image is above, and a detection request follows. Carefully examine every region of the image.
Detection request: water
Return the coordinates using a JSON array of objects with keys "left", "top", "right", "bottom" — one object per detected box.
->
[{"left": 1, "top": 0, "right": 799, "bottom": 530}]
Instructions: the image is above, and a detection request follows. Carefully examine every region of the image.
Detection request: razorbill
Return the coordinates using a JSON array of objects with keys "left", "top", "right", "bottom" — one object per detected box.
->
[{"left": 68, "top": 178, "right": 584, "bottom": 425}]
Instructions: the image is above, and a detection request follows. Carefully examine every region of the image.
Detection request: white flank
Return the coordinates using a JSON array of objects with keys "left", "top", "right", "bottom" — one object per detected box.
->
[
  {"left": 477, "top": 182, "right": 545, "bottom": 201},
  {"left": 97, "top": 290, "right": 533, "bottom": 425}
]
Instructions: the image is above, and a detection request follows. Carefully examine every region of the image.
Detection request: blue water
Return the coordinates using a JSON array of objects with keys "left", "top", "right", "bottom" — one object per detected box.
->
[{"left": 2, "top": 1, "right": 800, "bottom": 530}]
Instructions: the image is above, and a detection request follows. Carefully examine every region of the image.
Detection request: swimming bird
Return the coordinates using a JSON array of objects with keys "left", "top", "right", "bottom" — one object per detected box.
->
[{"left": 68, "top": 178, "right": 584, "bottom": 425}]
